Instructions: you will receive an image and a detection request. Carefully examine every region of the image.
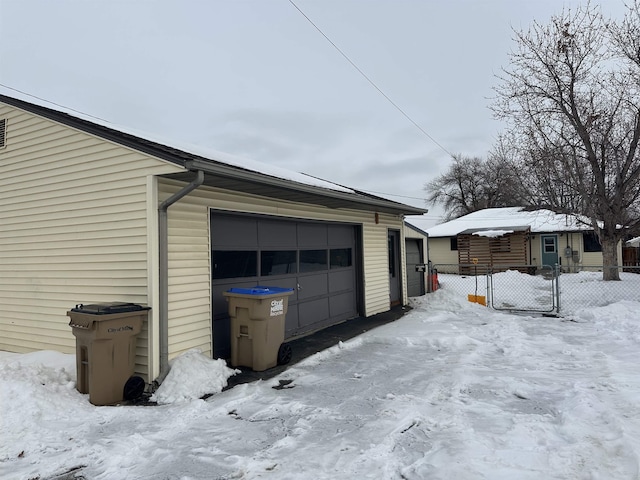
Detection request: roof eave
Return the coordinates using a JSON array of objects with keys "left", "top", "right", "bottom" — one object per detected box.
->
[{"left": 182, "top": 159, "right": 428, "bottom": 216}]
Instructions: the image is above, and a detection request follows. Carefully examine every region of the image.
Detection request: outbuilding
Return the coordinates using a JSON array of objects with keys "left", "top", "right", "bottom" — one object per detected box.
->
[{"left": 0, "top": 92, "right": 426, "bottom": 381}]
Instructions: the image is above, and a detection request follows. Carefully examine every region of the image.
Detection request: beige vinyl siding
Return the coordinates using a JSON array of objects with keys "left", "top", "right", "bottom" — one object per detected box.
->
[
  {"left": 159, "top": 180, "right": 404, "bottom": 359},
  {"left": 429, "top": 237, "right": 458, "bottom": 265},
  {"left": 0, "top": 103, "right": 182, "bottom": 378},
  {"left": 362, "top": 220, "right": 392, "bottom": 315}
]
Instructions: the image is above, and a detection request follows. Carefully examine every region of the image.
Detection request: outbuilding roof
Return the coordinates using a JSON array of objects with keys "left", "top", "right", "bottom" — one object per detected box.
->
[
  {"left": 408, "top": 207, "right": 594, "bottom": 238},
  {"left": 0, "top": 91, "right": 426, "bottom": 215}
]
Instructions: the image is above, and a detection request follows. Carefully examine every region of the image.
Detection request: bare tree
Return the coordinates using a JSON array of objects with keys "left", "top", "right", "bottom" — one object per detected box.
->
[
  {"left": 493, "top": 1, "right": 640, "bottom": 280},
  {"left": 425, "top": 153, "right": 522, "bottom": 221}
]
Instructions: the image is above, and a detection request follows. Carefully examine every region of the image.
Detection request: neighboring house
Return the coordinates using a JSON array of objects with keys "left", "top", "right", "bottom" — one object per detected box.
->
[
  {"left": 623, "top": 236, "right": 640, "bottom": 271},
  {"left": 403, "top": 219, "right": 429, "bottom": 297},
  {"left": 0, "top": 92, "right": 426, "bottom": 382},
  {"left": 420, "top": 207, "right": 622, "bottom": 272}
]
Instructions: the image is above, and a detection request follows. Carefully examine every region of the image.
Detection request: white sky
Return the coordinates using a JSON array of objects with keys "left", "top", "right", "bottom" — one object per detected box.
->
[{"left": 0, "top": 0, "right": 629, "bottom": 225}]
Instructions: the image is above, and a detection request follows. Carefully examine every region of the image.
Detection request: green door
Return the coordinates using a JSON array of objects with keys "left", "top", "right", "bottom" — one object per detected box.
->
[{"left": 541, "top": 235, "right": 558, "bottom": 267}]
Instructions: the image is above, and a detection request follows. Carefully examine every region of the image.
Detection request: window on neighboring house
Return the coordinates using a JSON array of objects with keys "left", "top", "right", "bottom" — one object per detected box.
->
[
  {"left": 450, "top": 237, "right": 458, "bottom": 251},
  {"left": 583, "top": 232, "right": 602, "bottom": 252},
  {"left": 0, "top": 119, "right": 6, "bottom": 148}
]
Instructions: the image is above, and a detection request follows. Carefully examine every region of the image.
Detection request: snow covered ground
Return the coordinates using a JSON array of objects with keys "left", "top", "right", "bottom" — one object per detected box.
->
[{"left": 1, "top": 271, "right": 640, "bottom": 479}]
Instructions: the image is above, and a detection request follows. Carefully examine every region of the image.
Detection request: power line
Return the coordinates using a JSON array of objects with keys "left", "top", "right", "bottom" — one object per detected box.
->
[
  {"left": 2, "top": 83, "right": 438, "bottom": 214},
  {"left": 287, "top": 0, "right": 454, "bottom": 159},
  {"left": 359, "top": 189, "right": 426, "bottom": 201},
  {"left": 0, "top": 83, "right": 111, "bottom": 123}
]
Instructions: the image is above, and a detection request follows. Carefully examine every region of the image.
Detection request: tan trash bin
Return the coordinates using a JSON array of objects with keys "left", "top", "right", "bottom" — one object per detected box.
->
[
  {"left": 67, "top": 302, "right": 150, "bottom": 406},
  {"left": 223, "top": 287, "right": 294, "bottom": 371}
]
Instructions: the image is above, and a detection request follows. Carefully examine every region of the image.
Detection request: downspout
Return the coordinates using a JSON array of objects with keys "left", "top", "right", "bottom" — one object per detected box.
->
[{"left": 157, "top": 170, "right": 205, "bottom": 382}]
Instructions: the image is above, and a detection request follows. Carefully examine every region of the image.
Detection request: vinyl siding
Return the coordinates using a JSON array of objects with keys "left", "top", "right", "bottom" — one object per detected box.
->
[
  {"left": 0, "top": 99, "right": 411, "bottom": 380},
  {"left": 429, "top": 237, "right": 458, "bottom": 265},
  {"left": 0, "top": 103, "right": 182, "bottom": 378},
  {"left": 362, "top": 220, "right": 393, "bottom": 315},
  {"left": 159, "top": 180, "right": 404, "bottom": 360}
]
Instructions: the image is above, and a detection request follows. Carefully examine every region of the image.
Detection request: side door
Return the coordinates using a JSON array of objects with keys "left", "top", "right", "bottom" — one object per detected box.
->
[
  {"left": 405, "top": 238, "right": 424, "bottom": 297},
  {"left": 540, "top": 234, "right": 558, "bottom": 267}
]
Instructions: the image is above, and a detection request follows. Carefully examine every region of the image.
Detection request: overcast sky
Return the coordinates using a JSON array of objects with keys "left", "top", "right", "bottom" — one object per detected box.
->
[{"left": 0, "top": 0, "right": 629, "bottom": 225}]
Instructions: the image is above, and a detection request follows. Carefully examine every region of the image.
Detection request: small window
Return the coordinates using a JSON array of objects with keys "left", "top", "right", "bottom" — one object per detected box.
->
[
  {"left": 0, "top": 119, "right": 6, "bottom": 148},
  {"left": 450, "top": 237, "right": 458, "bottom": 251},
  {"left": 300, "top": 249, "right": 327, "bottom": 273},
  {"left": 330, "top": 248, "right": 352, "bottom": 268},
  {"left": 583, "top": 232, "right": 602, "bottom": 252},
  {"left": 212, "top": 250, "right": 257, "bottom": 279},
  {"left": 261, "top": 250, "right": 297, "bottom": 276},
  {"left": 543, "top": 237, "right": 556, "bottom": 253}
]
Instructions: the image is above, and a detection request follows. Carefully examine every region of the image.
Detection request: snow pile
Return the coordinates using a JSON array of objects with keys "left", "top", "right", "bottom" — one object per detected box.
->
[
  {"left": 2, "top": 276, "right": 640, "bottom": 479},
  {"left": 151, "top": 349, "right": 239, "bottom": 404}
]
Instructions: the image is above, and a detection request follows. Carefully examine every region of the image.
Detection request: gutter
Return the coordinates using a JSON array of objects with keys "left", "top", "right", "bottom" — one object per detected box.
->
[{"left": 157, "top": 170, "right": 205, "bottom": 382}]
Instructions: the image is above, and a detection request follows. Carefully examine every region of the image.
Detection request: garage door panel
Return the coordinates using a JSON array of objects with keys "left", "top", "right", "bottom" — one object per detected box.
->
[
  {"left": 328, "top": 224, "right": 353, "bottom": 245},
  {"left": 212, "top": 216, "right": 258, "bottom": 247},
  {"left": 297, "top": 273, "right": 328, "bottom": 300},
  {"left": 328, "top": 269, "right": 354, "bottom": 294},
  {"left": 298, "top": 298, "right": 329, "bottom": 329},
  {"left": 329, "top": 291, "right": 356, "bottom": 319},
  {"left": 298, "top": 223, "right": 328, "bottom": 247},
  {"left": 285, "top": 305, "right": 299, "bottom": 334},
  {"left": 258, "top": 219, "right": 297, "bottom": 247}
]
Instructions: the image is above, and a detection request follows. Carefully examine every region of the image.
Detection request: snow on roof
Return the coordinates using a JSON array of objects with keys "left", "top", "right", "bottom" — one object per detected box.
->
[
  {"left": 627, "top": 236, "right": 640, "bottom": 247},
  {"left": 0, "top": 87, "right": 353, "bottom": 194},
  {"left": 404, "top": 214, "right": 435, "bottom": 234},
  {"left": 472, "top": 229, "right": 514, "bottom": 238},
  {"left": 422, "top": 207, "right": 593, "bottom": 238}
]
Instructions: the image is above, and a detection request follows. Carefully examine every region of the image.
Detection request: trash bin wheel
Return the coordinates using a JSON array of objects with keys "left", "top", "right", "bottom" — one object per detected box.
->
[
  {"left": 277, "top": 343, "right": 292, "bottom": 365},
  {"left": 123, "top": 375, "right": 146, "bottom": 401}
]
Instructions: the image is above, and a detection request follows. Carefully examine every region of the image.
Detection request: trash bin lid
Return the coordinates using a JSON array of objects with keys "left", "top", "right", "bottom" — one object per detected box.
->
[
  {"left": 225, "top": 286, "right": 294, "bottom": 296},
  {"left": 70, "top": 302, "right": 150, "bottom": 315}
]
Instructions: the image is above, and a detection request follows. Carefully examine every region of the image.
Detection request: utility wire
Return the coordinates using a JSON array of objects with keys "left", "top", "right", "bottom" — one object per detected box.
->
[
  {"left": 2, "top": 82, "right": 430, "bottom": 206},
  {"left": 0, "top": 83, "right": 111, "bottom": 123},
  {"left": 287, "top": 0, "right": 455, "bottom": 159}
]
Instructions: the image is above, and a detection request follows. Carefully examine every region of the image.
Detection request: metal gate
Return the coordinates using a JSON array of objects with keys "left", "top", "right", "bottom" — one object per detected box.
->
[
  {"left": 490, "top": 265, "right": 559, "bottom": 314},
  {"left": 432, "top": 264, "right": 559, "bottom": 314}
]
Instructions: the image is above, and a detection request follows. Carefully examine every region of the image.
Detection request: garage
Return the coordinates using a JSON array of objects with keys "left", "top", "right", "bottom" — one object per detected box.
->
[{"left": 211, "top": 211, "right": 360, "bottom": 358}]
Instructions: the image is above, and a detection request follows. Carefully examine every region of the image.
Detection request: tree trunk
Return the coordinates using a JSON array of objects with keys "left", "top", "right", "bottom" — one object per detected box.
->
[{"left": 601, "top": 236, "right": 621, "bottom": 281}]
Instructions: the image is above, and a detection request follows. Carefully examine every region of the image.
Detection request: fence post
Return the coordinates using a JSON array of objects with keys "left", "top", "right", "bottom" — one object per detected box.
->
[
  {"left": 487, "top": 266, "right": 492, "bottom": 308},
  {"left": 555, "top": 263, "right": 561, "bottom": 314}
]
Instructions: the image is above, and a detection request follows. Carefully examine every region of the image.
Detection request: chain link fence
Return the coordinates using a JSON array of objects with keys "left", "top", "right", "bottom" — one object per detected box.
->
[
  {"left": 557, "top": 265, "right": 640, "bottom": 315},
  {"left": 431, "top": 264, "right": 639, "bottom": 315}
]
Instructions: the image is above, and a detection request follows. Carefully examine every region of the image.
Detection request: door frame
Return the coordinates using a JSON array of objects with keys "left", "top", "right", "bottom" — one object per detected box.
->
[{"left": 388, "top": 229, "right": 402, "bottom": 306}]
